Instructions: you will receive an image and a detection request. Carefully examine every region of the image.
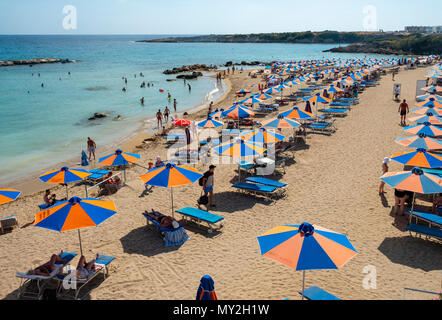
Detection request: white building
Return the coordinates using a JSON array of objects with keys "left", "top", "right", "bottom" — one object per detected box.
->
[{"left": 404, "top": 26, "right": 442, "bottom": 34}]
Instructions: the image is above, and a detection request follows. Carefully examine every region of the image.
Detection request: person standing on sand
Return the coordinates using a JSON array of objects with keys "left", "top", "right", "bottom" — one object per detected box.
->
[
  {"left": 156, "top": 109, "right": 163, "bottom": 129},
  {"left": 202, "top": 165, "right": 216, "bottom": 208},
  {"left": 394, "top": 189, "right": 407, "bottom": 216},
  {"left": 398, "top": 99, "right": 409, "bottom": 126},
  {"left": 173, "top": 99, "right": 177, "bottom": 112},
  {"left": 87, "top": 137, "right": 96, "bottom": 160},
  {"left": 164, "top": 106, "right": 170, "bottom": 123},
  {"left": 379, "top": 157, "right": 390, "bottom": 195}
]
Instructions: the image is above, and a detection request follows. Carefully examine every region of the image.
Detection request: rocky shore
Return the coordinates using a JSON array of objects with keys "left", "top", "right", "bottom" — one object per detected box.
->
[
  {"left": 324, "top": 43, "right": 402, "bottom": 55},
  {"left": 0, "top": 58, "right": 74, "bottom": 67}
]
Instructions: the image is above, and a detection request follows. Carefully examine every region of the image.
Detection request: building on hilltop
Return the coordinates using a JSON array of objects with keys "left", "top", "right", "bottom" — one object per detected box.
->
[{"left": 404, "top": 26, "right": 442, "bottom": 34}]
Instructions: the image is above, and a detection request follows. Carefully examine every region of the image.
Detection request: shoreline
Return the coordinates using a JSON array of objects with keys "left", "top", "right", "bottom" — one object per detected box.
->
[{"left": 6, "top": 72, "right": 231, "bottom": 196}]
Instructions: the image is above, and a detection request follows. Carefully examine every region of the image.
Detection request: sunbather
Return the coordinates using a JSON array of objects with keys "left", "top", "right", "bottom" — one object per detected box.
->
[
  {"left": 432, "top": 195, "right": 442, "bottom": 214},
  {"left": 104, "top": 175, "right": 122, "bottom": 194},
  {"left": 145, "top": 209, "right": 179, "bottom": 229},
  {"left": 32, "top": 251, "right": 67, "bottom": 276},
  {"left": 76, "top": 254, "right": 98, "bottom": 279}
]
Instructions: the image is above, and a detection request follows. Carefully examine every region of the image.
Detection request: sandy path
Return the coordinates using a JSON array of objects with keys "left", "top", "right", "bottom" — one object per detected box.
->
[{"left": 1, "top": 66, "right": 441, "bottom": 300}]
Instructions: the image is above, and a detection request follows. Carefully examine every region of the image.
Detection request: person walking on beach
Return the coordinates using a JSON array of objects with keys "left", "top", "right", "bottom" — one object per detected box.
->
[
  {"left": 393, "top": 189, "right": 407, "bottom": 216},
  {"left": 156, "top": 109, "right": 163, "bottom": 129},
  {"left": 202, "top": 165, "right": 216, "bottom": 208},
  {"left": 379, "top": 157, "right": 390, "bottom": 195},
  {"left": 173, "top": 99, "right": 177, "bottom": 112},
  {"left": 164, "top": 106, "right": 170, "bottom": 123},
  {"left": 87, "top": 137, "right": 96, "bottom": 160},
  {"left": 398, "top": 99, "right": 409, "bottom": 126}
]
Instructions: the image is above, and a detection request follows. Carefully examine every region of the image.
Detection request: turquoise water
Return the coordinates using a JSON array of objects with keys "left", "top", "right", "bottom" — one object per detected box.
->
[{"left": 0, "top": 35, "right": 396, "bottom": 183}]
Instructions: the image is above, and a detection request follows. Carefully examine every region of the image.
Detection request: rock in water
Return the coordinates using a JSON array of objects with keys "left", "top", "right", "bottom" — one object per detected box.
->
[{"left": 88, "top": 113, "right": 108, "bottom": 121}]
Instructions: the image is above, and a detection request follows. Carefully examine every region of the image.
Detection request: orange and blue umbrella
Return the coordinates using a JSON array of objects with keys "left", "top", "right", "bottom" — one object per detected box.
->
[
  {"left": 403, "top": 122, "right": 442, "bottom": 137},
  {"left": 34, "top": 196, "right": 117, "bottom": 254},
  {"left": 240, "top": 128, "right": 285, "bottom": 144},
  {"left": 409, "top": 112, "right": 442, "bottom": 125},
  {"left": 236, "top": 89, "right": 251, "bottom": 95},
  {"left": 391, "top": 148, "right": 442, "bottom": 168},
  {"left": 303, "top": 93, "right": 331, "bottom": 104},
  {"left": 196, "top": 117, "right": 223, "bottom": 128},
  {"left": 222, "top": 104, "right": 255, "bottom": 119},
  {"left": 279, "top": 107, "right": 314, "bottom": 120},
  {"left": 212, "top": 138, "right": 266, "bottom": 157},
  {"left": 415, "top": 98, "right": 442, "bottom": 109},
  {"left": 416, "top": 94, "right": 442, "bottom": 102},
  {"left": 139, "top": 163, "right": 202, "bottom": 216},
  {"left": 39, "top": 167, "right": 91, "bottom": 184},
  {"left": 321, "top": 85, "right": 343, "bottom": 93},
  {"left": 257, "top": 222, "right": 357, "bottom": 299},
  {"left": 380, "top": 167, "right": 442, "bottom": 194},
  {"left": 421, "top": 86, "right": 442, "bottom": 93},
  {"left": 261, "top": 115, "right": 301, "bottom": 129},
  {"left": 395, "top": 133, "right": 442, "bottom": 150},
  {"left": 98, "top": 149, "right": 141, "bottom": 166},
  {"left": 240, "top": 96, "right": 263, "bottom": 104},
  {"left": 254, "top": 92, "right": 273, "bottom": 100},
  {"left": 264, "top": 87, "right": 281, "bottom": 95},
  {"left": 411, "top": 105, "right": 442, "bottom": 116},
  {"left": 210, "top": 108, "right": 225, "bottom": 118},
  {"left": 0, "top": 189, "right": 21, "bottom": 205},
  {"left": 196, "top": 275, "right": 218, "bottom": 300}
]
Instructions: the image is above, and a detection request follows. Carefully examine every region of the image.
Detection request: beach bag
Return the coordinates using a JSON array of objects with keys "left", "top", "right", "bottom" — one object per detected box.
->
[{"left": 198, "top": 195, "right": 209, "bottom": 206}]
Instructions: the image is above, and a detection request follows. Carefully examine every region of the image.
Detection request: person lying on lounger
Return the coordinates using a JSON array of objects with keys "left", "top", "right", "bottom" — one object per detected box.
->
[
  {"left": 144, "top": 209, "right": 179, "bottom": 229},
  {"left": 32, "top": 251, "right": 67, "bottom": 276},
  {"left": 104, "top": 174, "right": 122, "bottom": 194},
  {"left": 432, "top": 195, "right": 442, "bottom": 214},
  {"left": 43, "top": 189, "right": 66, "bottom": 207},
  {"left": 76, "top": 254, "right": 98, "bottom": 279}
]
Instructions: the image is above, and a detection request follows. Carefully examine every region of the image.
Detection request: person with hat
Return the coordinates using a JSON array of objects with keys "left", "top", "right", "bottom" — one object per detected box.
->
[
  {"left": 379, "top": 157, "right": 390, "bottom": 195},
  {"left": 202, "top": 165, "right": 216, "bottom": 208}
]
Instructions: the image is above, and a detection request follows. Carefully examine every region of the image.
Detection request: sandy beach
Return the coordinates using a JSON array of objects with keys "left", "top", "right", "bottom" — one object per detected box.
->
[{"left": 1, "top": 64, "right": 441, "bottom": 300}]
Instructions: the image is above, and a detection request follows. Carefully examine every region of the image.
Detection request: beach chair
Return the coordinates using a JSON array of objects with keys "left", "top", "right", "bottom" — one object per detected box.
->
[
  {"left": 404, "top": 208, "right": 442, "bottom": 227},
  {"left": 38, "top": 200, "right": 62, "bottom": 210},
  {"left": 16, "top": 251, "right": 77, "bottom": 299},
  {"left": 245, "top": 177, "right": 288, "bottom": 197},
  {"left": 0, "top": 215, "right": 18, "bottom": 234},
  {"left": 319, "top": 108, "right": 348, "bottom": 117},
  {"left": 175, "top": 207, "right": 224, "bottom": 233},
  {"left": 306, "top": 120, "right": 336, "bottom": 133},
  {"left": 232, "top": 182, "right": 278, "bottom": 202},
  {"left": 406, "top": 224, "right": 442, "bottom": 242},
  {"left": 330, "top": 102, "right": 352, "bottom": 109},
  {"left": 56, "top": 254, "right": 116, "bottom": 300},
  {"left": 85, "top": 169, "right": 112, "bottom": 184},
  {"left": 142, "top": 211, "right": 190, "bottom": 246},
  {"left": 299, "top": 286, "right": 341, "bottom": 300}
]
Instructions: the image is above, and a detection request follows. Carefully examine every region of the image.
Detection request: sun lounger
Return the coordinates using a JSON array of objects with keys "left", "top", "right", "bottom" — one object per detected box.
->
[
  {"left": 85, "top": 169, "right": 112, "bottom": 184},
  {"left": 330, "top": 102, "right": 352, "bottom": 108},
  {"left": 1, "top": 215, "right": 18, "bottom": 234},
  {"left": 319, "top": 108, "right": 348, "bottom": 116},
  {"left": 307, "top": 120, "right": 336, "bottom": 133},
  {"left": 16, "top": 251, "right": 77, "bottom": 299},
  {"left": 38, "top": 200, "right": 63, "bottom": 210},
  {"left": 404, "top": 208, "right": 442, "bottom": 227},
  {"left": 421, "top": 168, "right": 442, "bottom": 177},
  {"left": 245, "top": 177, "right": 287, "bottom": 197},
  {"left": 299, "top": 286, "right": 341, "bottom": 300},
  {"left": 175, "top": 207, "right": 224, "bottom": 233},
  {"left": 406, "top": 224, "right": 442, "bottom": 241},
  {"left": 142, "top": 212, "right": 190, "bottom": 246},
  {"left": 232, "top": 182, "right": 278, "bottom": 202},
  {"left": 56, "top": 254, "right": 115, "bottom": 300},
  {"left": 165, "top": 134, "right": 185, "bottom": 143}
]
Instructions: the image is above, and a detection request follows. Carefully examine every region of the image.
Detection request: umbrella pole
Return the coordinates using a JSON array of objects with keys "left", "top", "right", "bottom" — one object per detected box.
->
[
  {"left": 409, "top": 193, "right": 416, "bottom": 224},
  {"left": 66, "top": 184, "right": 69, "bottom": 199},
  {"left": 124, "top": 165, "right": 127, "bottom": 184},
  {"left": 171, "top": 188, "right": 174, "bottom": 218},
  {"left": 78, "top": 229, "right": 83, "bottom": 256},
  {"left": 301, "top": 270, "right": 305, "bottom": 300}
]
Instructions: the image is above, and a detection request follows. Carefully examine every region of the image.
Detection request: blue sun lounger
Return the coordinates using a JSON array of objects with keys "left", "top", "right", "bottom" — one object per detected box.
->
[
  {"left": 299, "top": 286, "right": 341, "bottom": 300},
  {"left": 56, "top": 254, "right": 116, "bottom": 300},
  {"left": 406, "top": 224, "right": 442, "bottom": 241},
  {"left": 330, "top": 102, "right": 352, "bottom": 108},
  {"left": 319, "top": 108, "right": 348, "bottom": 116},
  {"left": 175, "top": 207, "right": 224, "bottom": 233},
  {"left": 232, "top": 182, "right": 278, "bottom": 202},
  {"left": 245, "top": 177, "right": 288, "bottom": 197},
  {"left": 142, "top": 212, "right": 190, "bottom": 246},
  {"left": 38, "top": 200, "right": 63, "bottom": 210},
  {"left": 16, "top": 251, "right": 78, "bottom": 299},
  {"left": 404, "top": 208, "right": 442, "bottom": 227}
]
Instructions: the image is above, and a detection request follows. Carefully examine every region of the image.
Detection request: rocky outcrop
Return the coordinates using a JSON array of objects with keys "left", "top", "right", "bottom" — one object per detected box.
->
[
  {"left": 88, "top": 113, "right": 108, "bottom": 121},
  {"left": 163, "top": 64, "right": 214, "bottom": 74},
  {"left": 324, "top": 43, "right": 402, "bottom": 55},
  {"left": 0, "top": 58, "right": 74, "bottom": 67},
  {"left": 176, "top": 72, "right": 203, "bottom": 80}
]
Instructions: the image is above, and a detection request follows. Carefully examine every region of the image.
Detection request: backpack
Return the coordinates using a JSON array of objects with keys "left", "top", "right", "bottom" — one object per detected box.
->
[{"left": 198, "top": 195, "right": 209, "bottom": 206}]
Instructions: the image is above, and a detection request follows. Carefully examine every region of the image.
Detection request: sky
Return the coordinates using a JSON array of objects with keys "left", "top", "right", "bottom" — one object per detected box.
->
[{"left": 0, "top": 0, "right": 441, "bottom": 35}]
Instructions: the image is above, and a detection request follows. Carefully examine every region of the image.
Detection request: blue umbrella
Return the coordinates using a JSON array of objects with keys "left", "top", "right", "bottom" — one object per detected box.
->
[{"left": 196, "top": 275, "right": 218, "bottom": 300}]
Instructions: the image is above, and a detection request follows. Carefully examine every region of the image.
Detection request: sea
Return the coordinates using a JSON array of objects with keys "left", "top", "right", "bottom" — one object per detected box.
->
[{"left": 0, "top": 35, "right": 396, "bottom": 184}]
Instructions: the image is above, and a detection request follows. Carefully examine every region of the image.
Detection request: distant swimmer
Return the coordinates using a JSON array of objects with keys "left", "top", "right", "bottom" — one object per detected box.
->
[
  {"left": 168, "top": 92, "right": 172, "bottom": 103},
  {"left": 124, "top": 78, "right": 128, "bottom": 85},
  {"left": 122, "top": 87, "right": 126, "bottom": 92},
  {"left": 68, "top": 72, "right": 71, "bottom": 76},
  {"left": 188, "top": 83, "right": 191, "bottom": 92},
  {"left": 38, "top": 73, "right": 40, "bottom": 77},
  {"left": 41, "top": 83, "right": 44, "bottom": 88},
  {"left": 140, "top": 72, "right": 144, "bottom": 77},
  {"left": 140, "top": 97, "right": 145, "bottom": 105}
]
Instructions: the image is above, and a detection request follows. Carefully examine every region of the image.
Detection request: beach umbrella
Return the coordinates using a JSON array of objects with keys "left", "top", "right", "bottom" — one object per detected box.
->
[
  {"left": 279, "top": 107, "right": 314, "bottom": 120},
  {"left": 390, "top": 148, "right": 442, "bottom": 169},
  {"left": 236, "top": 89, "right": 251, "bottom": 95},
  {"left": 39, "top": 167, "right": 91, "bottom": 199},
  {"left": 403, "top": 122, "right": 442, "bottom": 137},
  {"left": 173, "top": 119, "right": 192, "bottom": 127},
  {"left": 196, "top": 117, "right": 224, "bottom": 128},
  {"left": 261, "top": 115, "right": 301, "bottom": 129},
  {"left": 415, "top": 98, "right": 442, "bottom": 109},
  {"left": 98, "top": 149, "right": 141, "bottom": 182},
  {"left": 321, "top": 85, "right": 344, "bottom": 93},
  {"left": 34, "top": 196, "right": 117, "bottom": 255},
  {"left": 411, "top": 106, "right": 442, "bottom": 116},
  {"left": 409, "top": 112, "right": 442, "bottom": 125},
  {"left": 196, "top": 275, "right": 218, "bottom": 300},
  {"left": 421, "top": 85, "right": 442, "bottom": 93},
  {"left": 303, "top": 93, "right": 331, "bottom": 104},
  {"left": 222, "top": 104, "right": 255, "bottom": 129},
  {"left": 416, "top": 94, "right": 442, "bottom": 102},
  {"left": 254, "top": 92, "right": 273, "bottom": 100},
  {"left": 0, "top": 189, "right": 21, "bottom": 205},
  {"left": 139, "top": 163, "right": 202, "bottom": 216},
  {"left": 264, "top": 87, "right": 281, "bottom": 95},
  {"left": 380, "top": 167, "right": 442, "bottom": 194},
  {"left": 257, "top": 222, "right": 357, "bottom": 299},
  {"left": 240, "top": 128, "right": 285, "bottom": 144},
  {"left": 240, "top": 96, "right": 263, "bottom": 104},
  {"left": 210, "top": 109, "right": 225, "bottom": 119},
  {"left": 212, "top": 138, "right": 266, "bottom": 157},
  {"left": 395, "top": 133, "right": 442, "bottom": 150}
]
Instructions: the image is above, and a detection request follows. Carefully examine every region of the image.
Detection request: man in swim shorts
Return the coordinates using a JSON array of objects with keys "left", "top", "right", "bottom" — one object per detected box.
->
[
  {"left": 398, "top": 99, "right": 409, "bottom": 126},
  {"left": 87, "top": 137, "right": 96, "bottom": 160}
]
